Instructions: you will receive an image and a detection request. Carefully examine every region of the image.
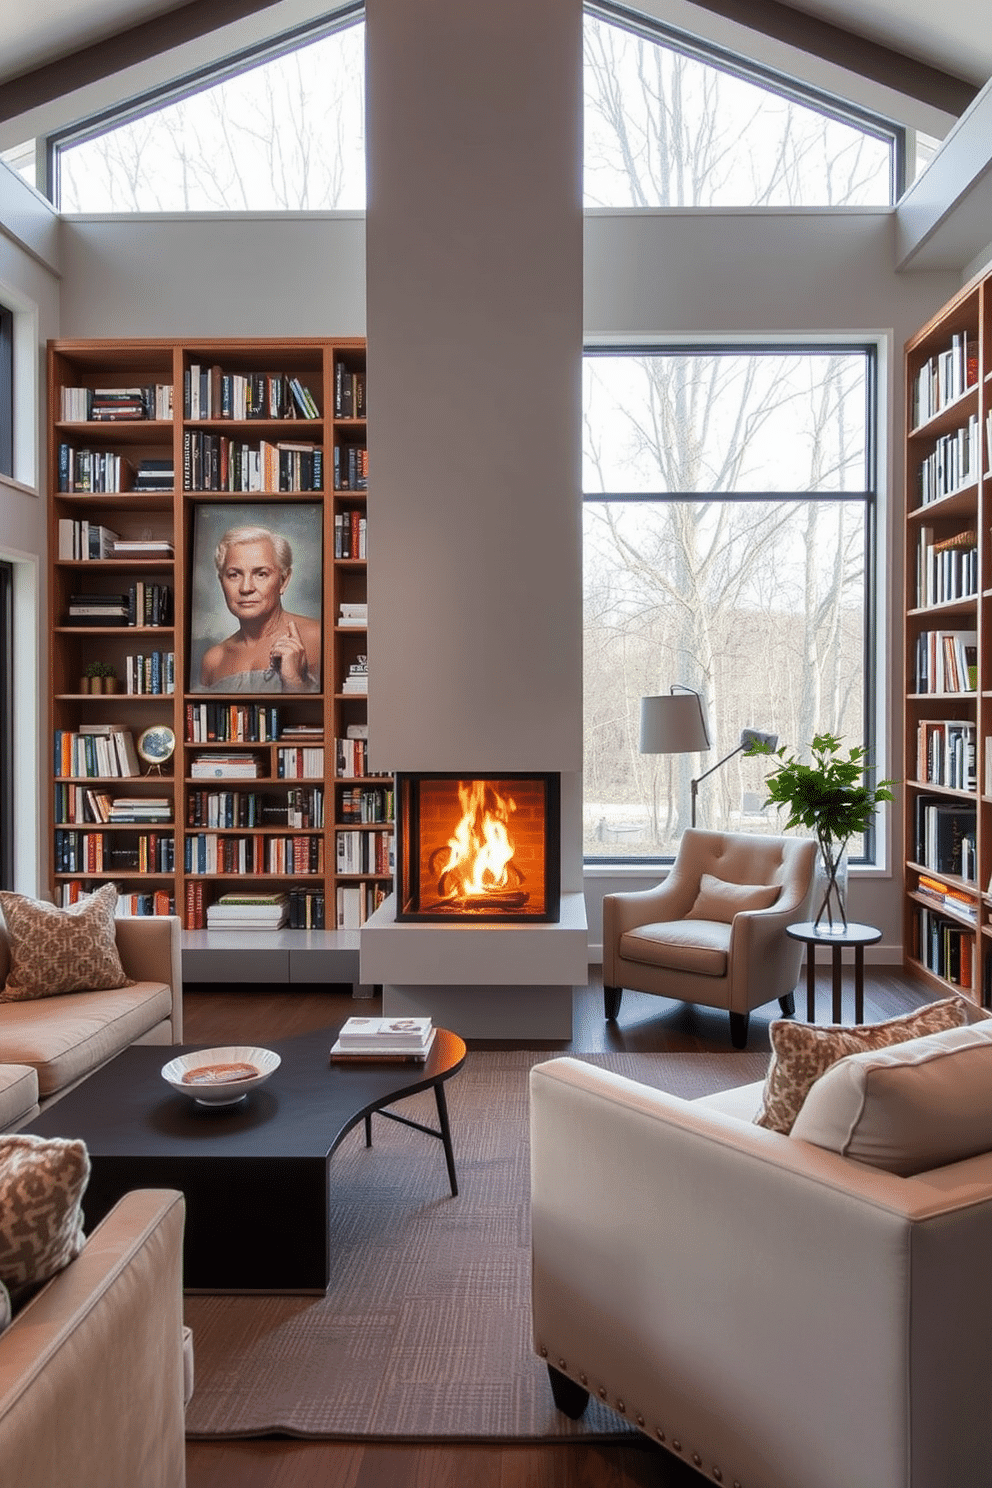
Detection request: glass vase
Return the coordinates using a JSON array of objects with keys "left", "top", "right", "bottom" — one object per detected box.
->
[{"left": 813, "top": 842, "right": 848, "bottom": 934}]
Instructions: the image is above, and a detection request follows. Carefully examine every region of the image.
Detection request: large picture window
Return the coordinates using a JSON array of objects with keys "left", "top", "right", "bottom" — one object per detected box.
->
[{"left": 583, "top": 345, "right": 878, "bottom": 863}]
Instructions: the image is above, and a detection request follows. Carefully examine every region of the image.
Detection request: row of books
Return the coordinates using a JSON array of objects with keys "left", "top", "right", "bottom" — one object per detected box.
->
[
  {"left": 911, "top": 333, "right": 978, "bottom": 428},
  {"left": 330, "top": 1016, "right": 435, "bottom": 1062},
  {"left": 55, "top": 726, "right": 141, "bottom": 779},
  {"left": 64, "top": 582, "right": 173, "bottom": 628},
  {"left": 338, "top": 784, "right": 393, "bottom": 822},
  {"left": 915, "top": 528, "right": 977, "bottom": 608},
  {"left": 913, "top": 795, "right": 976, "bottom": 880},
  {"left": 914, "top": 906, "right": 974, "bottom": 990},
  {"left": 916, "top": 414, "right": 979, "bottom": 505},
  {"left": 60, "top": 385, "right": 173, "bottom": 422},
  {"left": 913, "top": 629, "right": 976, "bottom": 694},
  {"left": 54, "top": 881, "right": 175, "bottom": 913},
  {"left": 287, "top": 886, "right": 326, "bottom": 929},
  {"left": 335, "top": 734, "right": 390, "bottom": 779},
  {"left": 124, "top": 651, "right": 175, "bottom": 695},
  {"left": 54, "top": 830, "right": 174, "bottom": 874},
  {"left": 277, "top": 746, "right": 325, "bottom": 779},
  {"left": 915, "top": 720, "right": 976, "bottom": 792},
  {"left": 336, "top": 880, "right": 388, "bottom": 929},
  {"left": 186, "top": 787, "right": 324, "bottom": 829},
  {"left": 334, "top": 511, "right": 367, "bottom": 560},
  {"left": 332, "top": 444, "right": 368, "bottom": 492},
  {"left": 185, "top": 834, "right": 325, "bottom": 875},
  {"left": 334, "top": 362, "right": 366, "bottom": 419},
  {"left": 55, "top": 784, "right": 170, "bottom": 825},
  {"left": 336, "top": 828, "right": 394, "bottom": 876},
  {"left": 185, "top": 702, "right": 282, "bottom": 744},
  {"left": 58, "top": 447, "right": 134, "bottom": 494},
  {"left": 183, "top": 366, "right": 319, "bottom": 422},
  {"left": 182, "top": 432, "right": 323, "bottom": 492},
  {"left": 58, "top": 520, "right": 119, "bottom": 559}
]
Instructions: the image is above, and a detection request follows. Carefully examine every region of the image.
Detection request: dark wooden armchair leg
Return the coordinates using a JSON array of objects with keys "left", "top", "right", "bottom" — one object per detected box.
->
[
  {"left": 729, "top": 1011, "right": 750, "bottom": 1049},
  {"left": 547, "top": 1364, "right": 590, "bottom": 1419},
  {"left": 604, "top": 985, "right": 623, "bottom": 1020},
  {"left": 779, "top": 992, "right": 796, "bottom": 1017}
]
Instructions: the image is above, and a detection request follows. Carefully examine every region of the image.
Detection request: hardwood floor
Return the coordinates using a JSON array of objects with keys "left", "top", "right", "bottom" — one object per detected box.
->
[{"left": 183, "top": 965, "right": 929, "bottom": 1488}]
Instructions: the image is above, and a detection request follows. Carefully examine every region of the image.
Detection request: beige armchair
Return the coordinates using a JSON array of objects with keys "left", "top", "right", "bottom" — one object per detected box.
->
[{"left": 603, "top": 828, "right": 816, "bottom": 1048}]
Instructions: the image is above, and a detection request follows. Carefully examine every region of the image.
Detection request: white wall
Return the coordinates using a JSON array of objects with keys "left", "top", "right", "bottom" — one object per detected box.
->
[{"left": 0, "top": 161, "right": 61, "bottom": 894}]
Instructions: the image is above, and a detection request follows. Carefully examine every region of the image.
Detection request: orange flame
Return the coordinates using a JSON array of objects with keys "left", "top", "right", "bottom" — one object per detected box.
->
[{"left": 440, "top": 780, "right": 517, "bottom": 900}]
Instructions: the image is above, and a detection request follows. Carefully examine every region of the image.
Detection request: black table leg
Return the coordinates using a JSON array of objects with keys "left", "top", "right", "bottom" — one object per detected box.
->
[
  {"left": 854, "top": 944, "right": 865, "bottom": 1023},
  {"left": 832, "top": 946, "right": 843, "bottom": 1023},
  {"left": 434, "top": 1081, "right": 458, "bottom": 1197},
  {"left": 806, "top": 942, "right": 817, "bottom": 1022}
]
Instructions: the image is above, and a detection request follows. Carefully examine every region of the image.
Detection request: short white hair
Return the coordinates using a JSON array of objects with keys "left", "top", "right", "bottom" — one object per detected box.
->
[{"left": 214, "top": 526, "right": 292, "bottom": 577}]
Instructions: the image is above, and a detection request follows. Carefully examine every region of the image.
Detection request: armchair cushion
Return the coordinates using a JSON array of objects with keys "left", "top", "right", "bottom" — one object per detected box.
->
[
  {"left": 791, "top": 1020, "right": 992, "bottom": 1174},
  {"left": 755, "top": 996, "right": 969, "bottom": 1134},
  {"left": 620, "top": 918, "right": 730, "bottom": 977},
  {"left": 0, "top": 886, "right": 132, "bottom": 1003},
  {"left": 686, "top": 872, "right": 780, "bottom": 922}
]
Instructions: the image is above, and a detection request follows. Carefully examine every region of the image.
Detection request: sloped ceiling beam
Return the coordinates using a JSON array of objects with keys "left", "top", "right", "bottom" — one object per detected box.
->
[
  {"left": 0, "top": 0, "right": 285, "bottom": 124},
  {"left": 688, "top": 0, "right": 978, "bottom": 114}
]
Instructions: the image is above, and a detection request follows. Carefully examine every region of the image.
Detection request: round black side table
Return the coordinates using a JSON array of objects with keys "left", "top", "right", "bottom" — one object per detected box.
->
[{"left": 786, "top": 920, "right": 883, "bottom": 1025}]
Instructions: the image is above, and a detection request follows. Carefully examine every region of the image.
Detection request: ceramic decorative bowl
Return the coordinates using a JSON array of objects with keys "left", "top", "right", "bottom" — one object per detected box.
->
[{"left": 161, "top": 1045, "right": 281, "bottom": 1105}]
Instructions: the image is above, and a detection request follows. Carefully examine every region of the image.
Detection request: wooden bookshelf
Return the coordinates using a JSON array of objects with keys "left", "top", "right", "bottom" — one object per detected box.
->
[
  {"left": 903, "top": 275, "right": 991, "bottom": 1003},
  {"left": 47, "top": 338, "right": 392, "bottom": 948}
]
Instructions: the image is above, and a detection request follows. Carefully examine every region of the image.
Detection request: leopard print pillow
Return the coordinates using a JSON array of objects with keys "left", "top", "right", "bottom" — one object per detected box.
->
[
  {"left": 0, "top": 884, "right": 131, "bottom": 1002},
  {"left": 755, "top": 996, "right": 970, "bottom": 1134}
]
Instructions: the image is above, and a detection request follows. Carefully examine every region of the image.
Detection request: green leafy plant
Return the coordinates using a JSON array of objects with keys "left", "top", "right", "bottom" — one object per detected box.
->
[
  {"left": 745, "top": 731, "right": 897, "bottom": 928},
  {"left": 84, "top": 660, "right": 116, "bottom": 678}
]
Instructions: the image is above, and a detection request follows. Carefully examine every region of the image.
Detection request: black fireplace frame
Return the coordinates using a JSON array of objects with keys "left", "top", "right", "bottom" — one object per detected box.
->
[{"left": 395, "top": 771, "right": 561, "bottom": 924}]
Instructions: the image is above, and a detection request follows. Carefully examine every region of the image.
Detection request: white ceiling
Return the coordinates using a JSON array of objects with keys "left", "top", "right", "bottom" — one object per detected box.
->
[{"left": 2, "top": 0, "right": 989, "bottom": 89}]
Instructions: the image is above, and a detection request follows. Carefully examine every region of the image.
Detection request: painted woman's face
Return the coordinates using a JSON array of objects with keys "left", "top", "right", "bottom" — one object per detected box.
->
[{"left": 218, "top": 540, "right": 288, "bottom": 623}]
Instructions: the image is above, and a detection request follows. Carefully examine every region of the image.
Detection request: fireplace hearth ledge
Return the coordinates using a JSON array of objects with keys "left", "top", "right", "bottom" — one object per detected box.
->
[{"left": 360, "top": 891, "right": 588, "bottom": 1039}]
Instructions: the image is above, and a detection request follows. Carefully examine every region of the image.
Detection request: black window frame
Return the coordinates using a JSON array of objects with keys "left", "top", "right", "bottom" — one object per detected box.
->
[
  {"left": 582, "top": 340, "right": 881, "bottom": 866},
  {"left": 0, "top": 305, "right": 12, "bottom": 480}
]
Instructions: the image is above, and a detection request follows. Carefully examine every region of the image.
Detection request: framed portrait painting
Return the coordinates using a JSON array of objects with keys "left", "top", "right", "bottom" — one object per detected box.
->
[{"left": 188, "top": 501, "right": 323, "bottom": 694}]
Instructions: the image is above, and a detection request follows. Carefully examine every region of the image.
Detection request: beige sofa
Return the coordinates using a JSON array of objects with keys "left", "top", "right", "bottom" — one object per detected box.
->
[
  {"left": 0, "top": 1188, "right": 189, "bottom": 1488},
  {"left": 0, "top": 915, "right": 183, "bottom": 1129},
  {"left": 531, "top": 1048, "right": 992, "bottom": 1488}
]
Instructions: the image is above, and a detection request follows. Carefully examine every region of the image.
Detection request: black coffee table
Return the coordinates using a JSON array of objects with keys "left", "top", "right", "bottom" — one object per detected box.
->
[{"left": 26, "top": 1024, "right": 466, "bottom": 1293}]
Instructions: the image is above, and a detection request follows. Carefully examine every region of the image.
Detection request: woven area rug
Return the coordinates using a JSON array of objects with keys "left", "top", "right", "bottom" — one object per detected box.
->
[{"left": 183, "top": 1048, "right": 768, "bottom": 1442}]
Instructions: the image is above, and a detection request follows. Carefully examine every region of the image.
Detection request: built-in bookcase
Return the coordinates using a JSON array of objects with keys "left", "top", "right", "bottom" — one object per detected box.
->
[
  {"left": 903, "top": 272, "right": 992, "bottom": 1003},
  {"left": 47, "top": 338, "right": 392, "bottom": 939}
]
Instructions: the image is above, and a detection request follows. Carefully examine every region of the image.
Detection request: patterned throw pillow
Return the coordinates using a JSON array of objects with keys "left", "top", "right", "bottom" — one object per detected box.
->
[
  {"left": 0, "top": 1279, "right": 10, "bottom": 1335},
  {"left": 755, "top": 996, "right": 970, "bottom": 1134},
  {"left": 0, "top": 883, "right": 131, "bottom": 1002},
  {"left": 0, "top": 1133, "right": 90, "bottom": 1308}
]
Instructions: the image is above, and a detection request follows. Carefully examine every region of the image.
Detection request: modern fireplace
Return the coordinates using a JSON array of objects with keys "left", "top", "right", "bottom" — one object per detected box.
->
[{"left": 395, "top": 773, "right": 561, "bottom": 923}]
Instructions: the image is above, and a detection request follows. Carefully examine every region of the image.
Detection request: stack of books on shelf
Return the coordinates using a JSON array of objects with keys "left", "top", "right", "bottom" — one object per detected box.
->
[
  {"left": 57, "top": 446, "right": 134, "bottom": 494},
  {"left": 916, "top": 416, "right": 980, "bottom": 504},
  {"left": 342, "top": 655, "right": 368, "bottom": 694},
  {"left": 111, "top": 537, "right": 175, "bottom": 558},
  {"left": 183, "top": 366, "right": 319, "bottom": 421},
  {"left": 333, "top": 362, "right": 366, "bottom": 418},
  {"left": 287, "top": 886, "right": 325, "bottom": 928},
  {"left": 190, "top": 753, "right": 261, "bottom": 779},
  {"left": 65, "top": 591, "right": 129, "bottom": 626},
  {"left": 915, "top": 528, "right": 978, "bottom": 607},
  {"left": 338, "top": 602, "right": 367, "bottom": 628},
  {"left": 333, "top": 446, "right": 368, "bottom": 493},
  {"left": 330, "top": 1016, "right": 435, "bottom": 1063},
  {"left": 55, "top": 726, "right": 141, "bottom": 779},
  {"left": 134, "top": 459, "right": 175, "bottom": 491},
  {"left": 334, "top": 510, "right": 367, "bottom": 558},
  {"left": 911, "top": 333, "right": 978, "bottom": 426},
  {"left": 125, "top": 650, "right": 175, "bottom": 695},
  {"left": 205, "top": 892, "right": 289, "bottom": 929},
  {"left": 107, "top": 797, "right": 172, "bottom": 824},
  {"left": 916, "top": 873, "right": 977, "bottom": 922},
  {"left": 914, "top": 629, "right": 977, "bottom": 694}
]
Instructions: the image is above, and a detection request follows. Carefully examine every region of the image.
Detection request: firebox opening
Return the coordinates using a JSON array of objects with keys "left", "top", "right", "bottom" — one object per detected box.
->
[{"left": 396, "top": 773, "right": 561, "bottom": 924}]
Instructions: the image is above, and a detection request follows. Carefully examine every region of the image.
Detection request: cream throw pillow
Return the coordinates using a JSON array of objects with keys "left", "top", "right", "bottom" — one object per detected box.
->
[
  {"left": 790, "top": 1021, "right": 992, "bottom": 1174},
  {"left": 0, "top": 1133, "right": 90, "bottom": 1308},
  {"left": 755, "top": 996, "right": 969, "bottom": 1134},
  {"left": 0, "top": 883, "right": 131, "bottom": 1002},
  {"left": 685, "top": 873, "right": 780, "bottom": 923}
]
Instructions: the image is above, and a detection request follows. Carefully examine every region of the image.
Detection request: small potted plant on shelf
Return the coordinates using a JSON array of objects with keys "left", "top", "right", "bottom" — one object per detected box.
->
[
  {"left": 82, "top": 661, "right": 118, "bottom": 694},
  {"left": 745, "top": 731, "right": 896, "bottom": 933}
]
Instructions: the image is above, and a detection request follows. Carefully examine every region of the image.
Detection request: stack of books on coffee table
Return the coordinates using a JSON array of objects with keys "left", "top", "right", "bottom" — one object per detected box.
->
[{"left": 330, "top": 1016, "right": 435, "bottom": 1062}]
